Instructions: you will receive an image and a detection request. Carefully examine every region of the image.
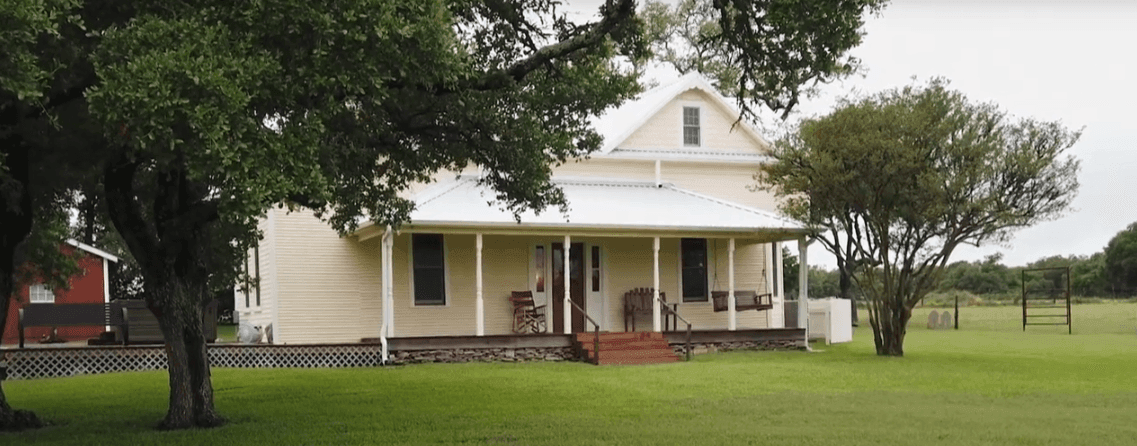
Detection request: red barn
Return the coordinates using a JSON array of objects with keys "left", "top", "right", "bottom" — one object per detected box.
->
[{"left": 2, "top": 240, "right": 120, "bottom": 345}]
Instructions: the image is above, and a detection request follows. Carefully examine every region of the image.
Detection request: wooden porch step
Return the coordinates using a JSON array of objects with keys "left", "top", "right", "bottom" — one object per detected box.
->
[
  {"left": 573, "top": 331, "right": 679, "bottom": 366},
  {"left": 579, "top": 339, "right": 671, "bottom": 352},
  {"left": 575, "top": 332, "right": 663, "bottom": 343}
]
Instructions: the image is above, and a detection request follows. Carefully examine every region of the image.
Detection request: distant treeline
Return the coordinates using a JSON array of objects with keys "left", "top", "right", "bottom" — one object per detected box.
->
[{"left": 786, "top": 222, "right": 1137, "bottom": 300}]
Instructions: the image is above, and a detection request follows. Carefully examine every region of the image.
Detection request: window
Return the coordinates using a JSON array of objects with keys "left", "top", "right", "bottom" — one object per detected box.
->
[
  {"left": 243, "top": 242, "right": 261, "bottom": 308},
  {"left": 681, "top": 238, "right": 708, "bottom": 302},
  {"left": 683, "top": 106, "right": 700, "bottom": 146},
  {"left": 590, "top": 246, "right": 601, "bottom": 292},
  {"left": 412, "top": 234, "right": 447, "bottom": 305},
  {"left": 29, "top": 283, "right": 54, "bottom": 303},
  {"left": 254, "top": 243, "right": 261, "bottom": 307},
  {"left": 535, "top": 245, "right": 546, "bottom": 292}
]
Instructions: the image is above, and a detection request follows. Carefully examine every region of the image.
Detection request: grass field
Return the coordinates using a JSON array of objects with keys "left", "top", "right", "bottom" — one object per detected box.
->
[
  {"left": 4, "top": 303, "right": 1136, "bottom": 445},
  {"left": 910, "top": 300, "right": 1137, "bottom": 335}
]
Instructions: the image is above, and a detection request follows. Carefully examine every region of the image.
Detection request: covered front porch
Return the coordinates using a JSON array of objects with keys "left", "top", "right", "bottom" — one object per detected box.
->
[{"left": 352, "top": 177, "right": 814, "bottom": 361}]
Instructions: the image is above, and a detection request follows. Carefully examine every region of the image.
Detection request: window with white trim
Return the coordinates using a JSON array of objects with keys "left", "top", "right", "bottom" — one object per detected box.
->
[
  {"left": 29, "top": 283, "right": 54, "bottom": 303},
  {"left": 682, "top": 106, "right": 701, "bottom": 146},
  {"left": 681, "top": 238, "right": 708, "bottom": 302},
  {"left": 412, "top": 234, "right": 447, "bottom": 306}
]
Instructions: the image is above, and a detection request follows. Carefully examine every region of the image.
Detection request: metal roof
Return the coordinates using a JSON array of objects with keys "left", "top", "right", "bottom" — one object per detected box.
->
[{"left": 398, "top": 176, "right": 805, "bottom": 235}]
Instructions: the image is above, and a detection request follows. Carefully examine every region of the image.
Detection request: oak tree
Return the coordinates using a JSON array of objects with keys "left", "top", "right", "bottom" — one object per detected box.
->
[{"left": 761, "top": 79, "right": 1081, "bottom": 356}]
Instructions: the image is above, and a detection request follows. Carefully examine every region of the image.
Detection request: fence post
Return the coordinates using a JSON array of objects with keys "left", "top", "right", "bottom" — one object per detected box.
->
[{"left": 954, "top": 294, "right": 959, "bottom": 330}]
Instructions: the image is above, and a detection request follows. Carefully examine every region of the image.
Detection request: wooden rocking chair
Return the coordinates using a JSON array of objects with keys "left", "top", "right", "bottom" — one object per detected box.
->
[{"left": 509, "top": 291, "right": 546, "bottom": 334}]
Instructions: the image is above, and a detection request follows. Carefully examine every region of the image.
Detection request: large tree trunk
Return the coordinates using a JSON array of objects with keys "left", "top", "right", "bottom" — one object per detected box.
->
[
  {"left": 103, "top": 157, "right": 225, "bottom": 430},
  {"left": 870, "top": 303, "right": 911, "bottom": 356},
  {"left": 148, "top": 276, "right": 224, "bottom": 430},
  {"left": 0, "top": 139, "right": 43, "bottom": 431}
]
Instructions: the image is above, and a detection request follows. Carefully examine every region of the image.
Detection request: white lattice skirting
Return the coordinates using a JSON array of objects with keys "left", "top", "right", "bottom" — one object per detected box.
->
[{"left": 1, "top": 344, "right": 384, "bottom": 380}]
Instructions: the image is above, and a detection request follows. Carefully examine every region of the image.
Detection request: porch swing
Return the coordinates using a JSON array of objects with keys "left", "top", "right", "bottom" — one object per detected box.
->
[
  {"left": 705, "top": 241, "right": 773, "bottom": 312},
  {"left": 711, "top": 291, "right": 773, "bottom": 312}
]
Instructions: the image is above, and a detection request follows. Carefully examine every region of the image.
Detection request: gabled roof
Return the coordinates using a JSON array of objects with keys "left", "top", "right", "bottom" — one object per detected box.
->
[
  {"left": 392, "top": 175, "right": 805, "bottom": 235},
  {"left": 591, "top": 72, "right": 771, "bottom": 156},
  {"left": 66, "top": 239, "right": 120, "bottom": 263}
]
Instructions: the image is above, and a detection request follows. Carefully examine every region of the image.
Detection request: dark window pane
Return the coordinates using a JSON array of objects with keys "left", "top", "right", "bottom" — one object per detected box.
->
[
  {"left": 681, "top": 238, "right": 708, "bottom": 301},
  {"left": 683, "top": 268, "right": 707, "bottom": 301},
  {"left": 413, "top": 234, "right": 444, "bottom": 268},
  {"left": 535, "top": 246, "right": 545, "bottom": 292},
  {"left": 413, "top": 234, "right": 446, "bottom": 305},
  {"left": 591, "top": 246, "right": 600, "bottom": 292},
  {"left": 683, "top": 107, "right": 699, "bottom": 125},
  {"left": 414, "top": 268, "right": 446, "bottom": 305}
]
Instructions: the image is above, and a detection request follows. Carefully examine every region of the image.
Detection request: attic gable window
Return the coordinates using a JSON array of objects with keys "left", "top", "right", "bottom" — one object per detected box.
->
[{"left": 683, "top": 106, "right": 700, "bottom": 146}]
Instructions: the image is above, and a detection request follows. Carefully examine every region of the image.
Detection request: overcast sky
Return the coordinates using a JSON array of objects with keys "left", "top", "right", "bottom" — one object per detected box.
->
[{"left": 572, "top": 0, "right": 1137, "bottom": 268}]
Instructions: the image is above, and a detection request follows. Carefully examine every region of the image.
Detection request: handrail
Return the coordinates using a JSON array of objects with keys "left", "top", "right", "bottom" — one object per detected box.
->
[
  {"left": 657, "top": 297, "right": 693, "bottom": 361},
  {"left": 565, "top": 298, "right": 602, "bottom": 365}
]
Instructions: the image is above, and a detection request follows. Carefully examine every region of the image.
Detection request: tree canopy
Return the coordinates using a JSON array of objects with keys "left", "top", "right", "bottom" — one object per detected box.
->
[
  {"left": 1104, "top": 222, "right": 1137, "bottom": 292},
  {"left": 761, "top": 78, "right": 1081, "bottom": 356},
  {"left": 3, "top": 0, "right": 888, "bottom": 431}
]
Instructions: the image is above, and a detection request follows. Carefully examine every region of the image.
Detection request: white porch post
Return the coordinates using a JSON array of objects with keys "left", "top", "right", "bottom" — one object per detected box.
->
[
  {"left": 728, "top": 238, "right": 736, "bottom": 331},
  {"left": 797, "top": 237, "right": 809, "bottom": 344},
  {"left": 652, "top": 237, "right": 661, "bottom": 332},
  {"left": 382, "top": 227, "right": 394, "bottom": 337},
  {"left": 475, "top": 233, "right": 484, "bottom": 336},
  {"left": 563, "top": 235, "right": 571, "bottom": 334}
]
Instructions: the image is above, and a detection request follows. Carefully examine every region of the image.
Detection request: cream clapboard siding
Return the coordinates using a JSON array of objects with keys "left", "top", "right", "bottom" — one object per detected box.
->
[
  {"left": 620, "top": 90, "right": 768, "bottom": 153},
  {"left": 273, "top": 208, "right": 382, "bottom": 344},
  {"left": 391, "top": 234, "right": 534, "bottom": 337}
]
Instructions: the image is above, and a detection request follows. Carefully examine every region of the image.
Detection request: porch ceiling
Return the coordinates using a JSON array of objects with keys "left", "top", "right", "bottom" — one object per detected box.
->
[{"left": 354, "top": 176, "right": 807, "bottom": 241}]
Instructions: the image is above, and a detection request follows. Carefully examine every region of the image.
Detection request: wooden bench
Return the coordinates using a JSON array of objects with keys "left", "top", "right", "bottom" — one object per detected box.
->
[
  {"left": 117, "top": 300, "right": 219, "bottom": 344},
  {"left": 18, "top": 303, "right": 127, "bottom": 348},
  {"left": 711, "top": 291, "right": 773, "bottom": 312}
]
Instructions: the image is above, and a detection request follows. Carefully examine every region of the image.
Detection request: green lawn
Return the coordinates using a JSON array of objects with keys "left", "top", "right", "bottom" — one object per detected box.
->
[
  {"left": 4, "top": 303, "right": 1137, "bottom": 445},
  {"left": 910, "top": 300, "right": 1137, "bottom": 335}
]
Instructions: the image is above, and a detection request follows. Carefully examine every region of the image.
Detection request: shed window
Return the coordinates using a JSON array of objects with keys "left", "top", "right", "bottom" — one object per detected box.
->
[
  {"left": 681, "top": 238, "right": 708, "bottom": 302},
  {"left": 683, "top": 106, "right": 700, "bottom": 146},
  {"left": 413, "top": 234, "right": 447, "bottom": 305},
  {"left": 29, "top": 283, "right": 54, "bottom": 303}
]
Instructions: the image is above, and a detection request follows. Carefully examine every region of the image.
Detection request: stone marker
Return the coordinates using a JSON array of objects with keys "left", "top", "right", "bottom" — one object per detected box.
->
[
  {"left": 927, "top": 310, "right": 940, "bottom": 329},
  {"left": 940, "top": 311, "right": 953, "bottom": 329}
]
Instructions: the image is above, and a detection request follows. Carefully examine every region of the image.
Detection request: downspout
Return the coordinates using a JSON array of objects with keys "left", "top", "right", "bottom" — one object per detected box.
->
[{"left": 378, "top": 226, "right": 393, "bottom": 364}]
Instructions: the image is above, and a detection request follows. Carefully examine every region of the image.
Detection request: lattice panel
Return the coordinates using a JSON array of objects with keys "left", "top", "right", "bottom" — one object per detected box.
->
[
  {"left": 2, "top": 347, "right": 168, "bottom": 380},
  {"left": 2, "top": 344, "right": 384, "bottom": 380},
  {"left": 209, "top": 345, "right": 382, "bottom": 369}
]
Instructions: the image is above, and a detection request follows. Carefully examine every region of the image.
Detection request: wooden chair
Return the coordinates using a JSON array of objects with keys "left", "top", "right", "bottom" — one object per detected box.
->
[
  {"left": 711, "top": 291, "right": 773, "bottom": 312},
  {"left": 509, "top": 291, "right": 546, "bottom": 334},
  {"left": 623, "top": 288, "right": 676, "bottom": 332}
]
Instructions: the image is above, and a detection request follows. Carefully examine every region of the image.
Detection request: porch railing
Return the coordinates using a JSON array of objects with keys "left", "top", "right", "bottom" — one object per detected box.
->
[
  {"left": 566, "top": 299, "right": 602, "bottom": 365},
  {"left": 658, "top": 297, "right": 693, "bottom": 361}
]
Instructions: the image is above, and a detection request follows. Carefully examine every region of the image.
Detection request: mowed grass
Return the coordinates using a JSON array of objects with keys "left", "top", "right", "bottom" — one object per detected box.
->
[
  {"left": 3, "top": 303, "right": 1136, "bottom": 445},
  {"left": 910, "top": 300, "right": 1137, "bottom": 335}
]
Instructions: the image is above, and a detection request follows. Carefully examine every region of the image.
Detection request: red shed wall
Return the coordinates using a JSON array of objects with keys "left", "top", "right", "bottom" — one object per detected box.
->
[{"left": 2, "top": 246, "right": 108, "bottom": 345}]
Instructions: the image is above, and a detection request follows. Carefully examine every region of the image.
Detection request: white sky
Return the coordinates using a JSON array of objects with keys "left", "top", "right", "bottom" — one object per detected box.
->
[{"left": 570, "top": 0, "right": 1137, "bottom": 268}]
